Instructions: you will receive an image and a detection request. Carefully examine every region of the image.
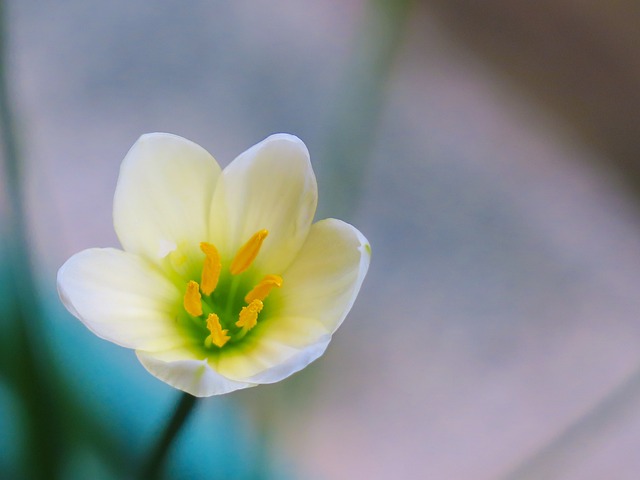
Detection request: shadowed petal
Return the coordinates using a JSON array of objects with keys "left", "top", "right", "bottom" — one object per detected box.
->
[
  {"left": 209, "top": 134, "right": 317, "bottom": 274},
  {"left": 276, "top": 218, "right": 370, "bottom": 332},
  {"left": 213, "top": 316, "right": 330, "bottom": 382},
  {"left": 114, "top": 133, "right": 221, "bottom": 267},
  {"left": 214, "top": 219, "right": 370, "bottom": 383},
  {"left": 137, "top": 348, "right": 253, "bottom": 397},
  {"left": 57, "top": 248, "right": 184, "bottom": 351}
]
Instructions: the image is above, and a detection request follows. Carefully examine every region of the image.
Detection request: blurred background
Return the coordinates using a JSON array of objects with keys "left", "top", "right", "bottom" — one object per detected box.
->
[{"left": 2, "top": 0, "right": 640, "bottom": 478}]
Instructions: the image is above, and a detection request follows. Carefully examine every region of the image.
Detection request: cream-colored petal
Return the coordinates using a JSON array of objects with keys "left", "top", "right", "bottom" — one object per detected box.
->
[
  {"left": 213, "top": 218, "right": 369, "bottom": 383},
  {"left": 275, "top": 218, "right": 371, "bottom": 332},
  {"left": 113, "top": 133, "right": 221, "bottom": 267},
  {"left": 242, "top": 336, "right": 331, "bottom": 384},
  {"left": 57, "top": 248, "right": 183, "bottom": 351},
  {"left": 209, "top": 134, "right": 317, "bottom": 273},
  {"left": 136, "top": 349, "right": 253, "bottom": 397},
  {"left": 213, "top": 316, "right": 331, "bottom": 382}
]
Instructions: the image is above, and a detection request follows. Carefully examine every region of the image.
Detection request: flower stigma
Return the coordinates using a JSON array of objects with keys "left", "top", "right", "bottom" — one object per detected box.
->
[{"left": 181, "top": 229, "right": 282, "bottom": 349}]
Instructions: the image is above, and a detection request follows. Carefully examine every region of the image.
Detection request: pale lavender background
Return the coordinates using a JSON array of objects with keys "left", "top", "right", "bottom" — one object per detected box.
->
[{"left": 8, "top": 1, "right": 640, "bottom": 478}]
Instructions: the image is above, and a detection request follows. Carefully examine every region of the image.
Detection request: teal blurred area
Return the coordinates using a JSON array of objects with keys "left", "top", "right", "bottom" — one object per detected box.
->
[
  {"left": 3, "top": 0, "right": 640, "bottom": 479},
  {"left": 44, "top": 289, "right": 274, "bottom": 479}
]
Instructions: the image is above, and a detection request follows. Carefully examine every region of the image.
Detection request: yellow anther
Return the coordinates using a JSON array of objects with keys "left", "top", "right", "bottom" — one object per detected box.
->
[
  {"left": 183, "top": 280, "right": 203, "bottom": 317},
  {"left": 200, "top": 242, "right": 222, "bottom": 295},
  {"left": 230, "top": 229, "right": 269, "bottom": 275},
  {"left": 206, "top": 313, "right": 230, "bottom": 348},
  {"left": 244, "top": 274, "right": 283, "bottom": 303},
  {"left": 236, "top": 299, "right": 263, "bottom": 331}
]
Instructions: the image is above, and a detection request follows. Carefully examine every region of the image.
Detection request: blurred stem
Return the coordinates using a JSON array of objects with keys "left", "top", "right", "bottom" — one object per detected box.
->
[
  {"left": 501, "top": 365, "right": 640, "bottom": 479},
  {"left": 285, "top": 0, "right": 413, "bottom": 422},
  {"left": 0, "top": 2, "right": 22, "bottom": 226},
  {"left": 0, "top": 1, "right": 65, "bottom": 478},
  {"left": 140, "top": 393, "right": 198, "bottom": 479},
  {"left": 319, "top": 0, "right": 414, "bottom": 220}
]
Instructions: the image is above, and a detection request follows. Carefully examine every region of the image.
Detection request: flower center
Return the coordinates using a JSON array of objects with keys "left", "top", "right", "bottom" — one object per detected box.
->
[{"left": 181, "top": 229, "right": 282, "bottom": 349}]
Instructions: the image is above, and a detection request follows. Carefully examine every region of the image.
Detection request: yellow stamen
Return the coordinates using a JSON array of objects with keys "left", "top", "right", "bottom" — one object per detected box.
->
[
  {"left": 206, "top": 313, "right": 230, "bottom": 348},
  {"left": 244, "top": 274, "right": 283, "bottom": 303},
  {"left": 200, "top": 242, "right": 221, "bottom": 295},
  {"left": 183, "top": 280, "right": 203, "bottom": 317},
  {"left": 230, "top": 229, "right": 269, "bottom": 275},
  {"left": 236, "top": 299, "right": 263, "bottom": 331}
]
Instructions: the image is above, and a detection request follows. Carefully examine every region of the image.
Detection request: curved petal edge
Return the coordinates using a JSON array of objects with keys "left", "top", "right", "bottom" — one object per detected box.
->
[
  {"left": 57, "top": 247, "right": 183, "bottom": 352},
  {"left": 136, "top": 351, "right": 254, "bottom": 397},
  {"left": 113, "top": 132, "right": 221, "bottom": 264}
]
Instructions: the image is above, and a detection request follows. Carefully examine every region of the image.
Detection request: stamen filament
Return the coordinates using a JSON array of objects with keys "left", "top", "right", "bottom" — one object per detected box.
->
[
  {"left": 230, "top": 229, "right": 269, "bottom": 275},
  {"left": 224, "top": 275, "right": 242, "bottom": 319},
  {"left": 183, "top": 280, "right": 203, "bottom": 317},
  {"left": 244, "top": 274, "right": 283, "bottom": 303},
  {"left": 200, "top": 242, "right": 221, "bottom": 295},
  {"left": 236, "top": 299, "right": 263, "bottom": 331}
]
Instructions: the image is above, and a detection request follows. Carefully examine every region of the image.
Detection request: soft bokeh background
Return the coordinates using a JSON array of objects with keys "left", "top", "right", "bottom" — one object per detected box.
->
[{"left": 3, "top": 1, "right": 640, "bottom": 478}]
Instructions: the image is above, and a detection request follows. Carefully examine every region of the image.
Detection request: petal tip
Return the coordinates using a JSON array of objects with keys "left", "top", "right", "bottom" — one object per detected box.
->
[
  {"left": 261, "top": 133, "right": 310, "bottom": 159},
  {"left": 264, "top": 132, "right": 305, "bottom": 144},
  {"left": 131, "top": 132, "right": 209, "bottom": 154}
]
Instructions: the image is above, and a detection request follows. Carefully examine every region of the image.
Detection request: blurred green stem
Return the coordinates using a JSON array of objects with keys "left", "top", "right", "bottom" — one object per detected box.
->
[
  {"left": 0, "top": 1, "right": 65, "bottom": 478},
  {"left": 319, "top": 0, "right": 414, "bottom": 220},
  {"left": 501, "top": 365, "right": 640, "bottom": 479},
  {"left": 282, "top": 0, "right": 413, "bottom": 421},
  {"left": 140, "top": 393, "right": 198, "bottom": 479}
]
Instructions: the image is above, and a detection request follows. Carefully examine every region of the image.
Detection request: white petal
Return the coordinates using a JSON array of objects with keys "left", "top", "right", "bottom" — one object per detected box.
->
[
  {"left": 208, "top": 134, "right": 317, "bottom": 273},
  {"left": 136, "top": 349, "right": 253, "bottom": 397},
  {"left": 57, "top": 248, "right": 184, "bottom": 351},
  {"left": 241, "top": 336, "right": 331, "bottom": 384},
  {"left": 214, "top": 219, "right": 370, "bottom": 384},
  {"left": 275, "top": 218, "right": 371, "bottom": 332},
  {"left": 113, "top": 133, "right": 221, "bottom": 265},
  {"left": 213, "top": 316, "right": 331, "bottom": 383}
]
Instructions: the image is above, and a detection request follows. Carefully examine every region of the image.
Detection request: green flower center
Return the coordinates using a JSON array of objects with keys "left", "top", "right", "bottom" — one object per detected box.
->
[{"left": 176, "top": 230, "right": 282, "bottom": 349}]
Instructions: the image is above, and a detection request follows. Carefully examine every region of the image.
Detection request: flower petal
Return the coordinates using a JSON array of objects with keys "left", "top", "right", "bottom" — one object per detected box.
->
[
  {"left": 57, "top": 248, "right": 183, "bottom": 351},
  {"left": 136, "top": 349, "right": 253, "bottom": 397},
  {"left": 276, "top": 218, "right": 371, "bottom": 332},
  {"left": 113, "top": 133, "right": 221, "bottom": 266},
  {"left": 214, "top": 219, "right": 370, "bottom": 384},
  {"left": 208, "top": 134, "right": 317, "bottom": 273},
  {"left": 213, "top": 316, "right": 331, "bottom": 383}
]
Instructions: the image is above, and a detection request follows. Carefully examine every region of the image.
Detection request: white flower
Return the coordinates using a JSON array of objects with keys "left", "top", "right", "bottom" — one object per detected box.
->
[{"left": 57, "top": 133, "right": 371, "bottom": 397}]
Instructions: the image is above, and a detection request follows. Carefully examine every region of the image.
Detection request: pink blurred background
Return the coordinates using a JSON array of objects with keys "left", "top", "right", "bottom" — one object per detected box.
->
[{"left": 6, "top": 1, "right": 640, "bottom": 478}]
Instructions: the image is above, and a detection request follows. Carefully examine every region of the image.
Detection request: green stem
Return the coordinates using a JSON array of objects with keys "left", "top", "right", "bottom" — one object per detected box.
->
[
  {"left": 140, "top": 393, "right": 198, "bottom": 479},
  {"left": 501, "top": 365, "right": 640, "bottom": 479},
  {"left": 0, "top": 1, "right": 66, "bottom": 478},
  {"left": 318, "top": 0, "right": 414, "bottom": 220}
]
